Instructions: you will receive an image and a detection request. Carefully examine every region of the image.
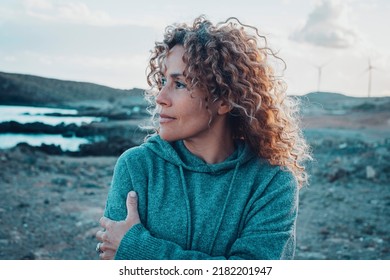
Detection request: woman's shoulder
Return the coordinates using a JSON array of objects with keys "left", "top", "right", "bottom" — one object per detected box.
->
[
  {"left": 249, "top": 156, "right": 281, "bottom": 176},
  {"left": 250, "top": 157, "right": 297, "bottom": 191},
  {"left": 110, "top": 143, "right": 155, "bottom": 181},
  {"left": 116, "top": 142, "right": 154, "bottom": 167}
]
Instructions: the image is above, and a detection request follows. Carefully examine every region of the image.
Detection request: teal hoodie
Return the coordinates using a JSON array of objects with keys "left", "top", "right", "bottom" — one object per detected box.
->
[{"left": 104, "top": 135, "right": 298, "bottom": 259}]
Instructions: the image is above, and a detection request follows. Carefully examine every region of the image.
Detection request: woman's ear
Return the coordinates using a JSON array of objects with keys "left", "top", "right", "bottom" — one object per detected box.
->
[{"left": 217, "top": 99, "right": 232, "bottom": 115}]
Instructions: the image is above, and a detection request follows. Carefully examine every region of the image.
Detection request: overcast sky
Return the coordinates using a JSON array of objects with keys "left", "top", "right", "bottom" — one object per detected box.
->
[{"left": 0, "top": 0, "right": 389, "bottom": 97}]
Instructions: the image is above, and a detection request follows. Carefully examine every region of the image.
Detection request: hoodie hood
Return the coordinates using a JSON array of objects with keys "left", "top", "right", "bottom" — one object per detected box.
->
[{"left": 143, "top": 135, "right": 255, "bottom": 173}]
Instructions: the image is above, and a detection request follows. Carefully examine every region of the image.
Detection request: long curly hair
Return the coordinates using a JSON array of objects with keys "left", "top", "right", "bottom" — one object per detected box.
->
[{"left": 145, "top": 16, "right": 311, "bottom": 187}]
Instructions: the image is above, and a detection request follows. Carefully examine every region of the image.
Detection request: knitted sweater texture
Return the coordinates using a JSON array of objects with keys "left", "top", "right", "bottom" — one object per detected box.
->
[{"left": 104, "top": 135, "right": 298, "bottom": 259}]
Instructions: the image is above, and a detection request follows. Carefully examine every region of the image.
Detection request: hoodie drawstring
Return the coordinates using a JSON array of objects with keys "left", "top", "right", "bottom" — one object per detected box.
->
[
  {"left": 207, "top": 162, "right": 240, "bottom": 254},
  {"left": 179, "top": 165, "right": 192, "bottom": 249}
]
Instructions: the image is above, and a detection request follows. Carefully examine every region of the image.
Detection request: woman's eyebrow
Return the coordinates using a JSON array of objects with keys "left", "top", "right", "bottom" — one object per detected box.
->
[
  {"left": 161, "top": 72, "right": 184, "bottom": 79},
  {"left": 170, "top": 73, "right": 183, "bottom": 78}
]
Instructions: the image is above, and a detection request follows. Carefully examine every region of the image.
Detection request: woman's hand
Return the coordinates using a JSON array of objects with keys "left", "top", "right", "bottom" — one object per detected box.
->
[{"left": 95, "top": 191, "right": 140, "bottom": 260}]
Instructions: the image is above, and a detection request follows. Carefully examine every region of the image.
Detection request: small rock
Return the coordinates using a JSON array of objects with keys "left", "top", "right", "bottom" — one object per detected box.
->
[
  {"left": 298, "top": 245, "right": 310, "bottom": 251},
  {"left": 300, "top": 252, "right": 327, "bottom": 260},
  {"left": 354, "top": 217, "right": 364, "bottom": 225},
  {"left": 17, "top": 202, "right": 30, "bottom": 208},
  {"left": 319, "top": 227, "right": 330, "bottom": 236},
  {"left": 52, "top": 177, "right": 68, "bottom": 186},
  {"left": 366, "top": 166, "right": 376, "bottom": 179},
  {"left": 21, "top": 252, "right": 36, "bottom": 260},
  {"left": 339, "top": 143, "right": 347, "bottom": 149},
  {"left": 369, "top": 199, "right": 379, "bottom": 205},
  {"left": 328, "top": 168, "right": 349, "bottom": 182},
  {"left": 83, "top": 183, "right": 102, "bottom": 189},
  {"left": 0, "top": 239, "right": 9, "bottom": 246}
]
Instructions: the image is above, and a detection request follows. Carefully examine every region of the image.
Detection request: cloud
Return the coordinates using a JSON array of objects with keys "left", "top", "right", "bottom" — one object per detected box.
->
[
  {"left": 290, "top": 0, "right": 359, "bottom": 48},
  {"left": 23, "top": 0, "right": 53, "bottom": 10},
  {"left": 23, "top": 0, "right": 119, "bottom": 26}
]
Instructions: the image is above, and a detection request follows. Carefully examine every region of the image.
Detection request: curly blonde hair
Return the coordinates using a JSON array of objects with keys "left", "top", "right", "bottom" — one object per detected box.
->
[{"left": 145, "top": 16, "right": 311, "bottom": 187}]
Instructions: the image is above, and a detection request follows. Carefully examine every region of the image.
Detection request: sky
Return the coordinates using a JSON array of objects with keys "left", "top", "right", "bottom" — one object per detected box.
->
[{"left": 0, "top": 0, "right": 389, "bottom": 97}]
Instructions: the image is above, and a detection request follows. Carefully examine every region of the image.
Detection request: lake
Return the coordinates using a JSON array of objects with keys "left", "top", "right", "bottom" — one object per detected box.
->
[
  {"left": 0, "top": 133, "right": 92, "bottom": 151},
  {"left": 0, "top": 105, "right": 102, "bottom": 125},
  {"left": 0, "top": 105, "right": 103, "bottom": 151}
]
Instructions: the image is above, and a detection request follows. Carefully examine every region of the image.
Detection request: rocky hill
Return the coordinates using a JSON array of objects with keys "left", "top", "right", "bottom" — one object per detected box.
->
[
  {"left": 298, "top": 91, "right": 390, "bottom": 115},
  {"left": 0, "top": 71, "right": 146, "bottom": 108}
]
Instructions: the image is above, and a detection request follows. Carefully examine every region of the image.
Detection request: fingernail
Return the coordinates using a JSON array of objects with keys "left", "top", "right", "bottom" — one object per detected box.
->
[{"left": 129, "top": 191, "right": 137, "bottom": 198}]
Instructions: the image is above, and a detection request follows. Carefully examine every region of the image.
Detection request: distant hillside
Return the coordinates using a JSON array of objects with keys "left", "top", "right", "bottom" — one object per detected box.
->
[
  {"left": 0, "top": 71, "right": 145, "bottom": 108},
  {"left": 303, "top": 91, "right": 358, "bottom": 101},
  {"left": 2, "top": 72, "right": 388, "bottom": 113},
  {"left": 298, "top": 91, "right": 390, "bottom": 114}
]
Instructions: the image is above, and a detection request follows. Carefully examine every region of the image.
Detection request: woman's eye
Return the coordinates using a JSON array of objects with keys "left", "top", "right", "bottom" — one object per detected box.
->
[
  {"left": 175, "top": 81, "right": 187, "bottom": 89},
  {"left": 161, "top": 77, "right": 167, "bottom": 86}
]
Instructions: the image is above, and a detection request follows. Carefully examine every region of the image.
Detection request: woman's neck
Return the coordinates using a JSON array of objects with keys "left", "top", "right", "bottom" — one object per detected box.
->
[{"left": 183, "top": 126, "right": 234, "bottom": 164}]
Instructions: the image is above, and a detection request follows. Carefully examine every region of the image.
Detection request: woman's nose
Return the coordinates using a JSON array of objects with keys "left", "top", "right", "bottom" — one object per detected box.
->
[{"left": 156, "top": 86, "right": 171, "bottom": 107}]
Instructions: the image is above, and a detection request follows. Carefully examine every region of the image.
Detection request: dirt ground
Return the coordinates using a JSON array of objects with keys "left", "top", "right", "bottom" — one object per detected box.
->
[
  {"left": 295, "top": 110, "right": 390, "bottom": 259},
  {"left": 0, "top": 147, "right": 114, "bottom": 260},
  {"left": 0, "top": 107, "right": 389, "bottom": 260}
]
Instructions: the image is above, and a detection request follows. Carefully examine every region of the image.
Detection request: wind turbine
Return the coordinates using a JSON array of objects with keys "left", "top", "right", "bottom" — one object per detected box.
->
[
  {"left": 365, "top": 58, "right": 376, "bottom": 98},
  {"left": 314, "top": 61, "right": 331, "bottom": 93}
]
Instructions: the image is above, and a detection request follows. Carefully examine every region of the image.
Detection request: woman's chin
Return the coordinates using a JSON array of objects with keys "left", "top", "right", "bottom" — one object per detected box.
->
[{"left": 158, "top": 132, "right": 178, "bottom": 142}]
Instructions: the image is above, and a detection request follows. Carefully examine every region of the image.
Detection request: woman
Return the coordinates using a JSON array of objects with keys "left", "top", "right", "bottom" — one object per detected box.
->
[{"left": 95, "top": 16, "right": 311, "bottom": 260}]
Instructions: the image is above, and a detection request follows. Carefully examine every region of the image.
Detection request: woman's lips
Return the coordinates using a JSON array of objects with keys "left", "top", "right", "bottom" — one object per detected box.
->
[{"left": 159, "top": 114, "right": 175, "bottom": 124}]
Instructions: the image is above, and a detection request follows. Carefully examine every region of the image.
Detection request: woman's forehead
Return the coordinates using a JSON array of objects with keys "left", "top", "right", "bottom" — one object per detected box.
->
[{"left": 161, "top": 45, "right": 186, "bottom": 75}]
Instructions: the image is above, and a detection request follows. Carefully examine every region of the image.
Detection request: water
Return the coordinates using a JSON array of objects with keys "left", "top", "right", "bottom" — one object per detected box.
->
[
  {"left": 0, "top": 105, "right": 103, "bottom": 151},
  {"left": 0, "top": 105, "right": 102, "bottom": 125},
  {"left": 0, "top": 133, "right": 91, "bottom": 151}
]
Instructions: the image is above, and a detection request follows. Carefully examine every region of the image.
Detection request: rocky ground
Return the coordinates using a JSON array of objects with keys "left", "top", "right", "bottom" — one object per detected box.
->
[
  {"left": 296, "top": 129, "right": 390, "bottom": 259},
  {"left": 0, "top": 145, "right": 116, "bottom": 260},
  {"left": 0, "top": 94, "right": 389, "bottom": 260},
  {"left": 294, "top": 97, "right": 390, "bottom": 259}
]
